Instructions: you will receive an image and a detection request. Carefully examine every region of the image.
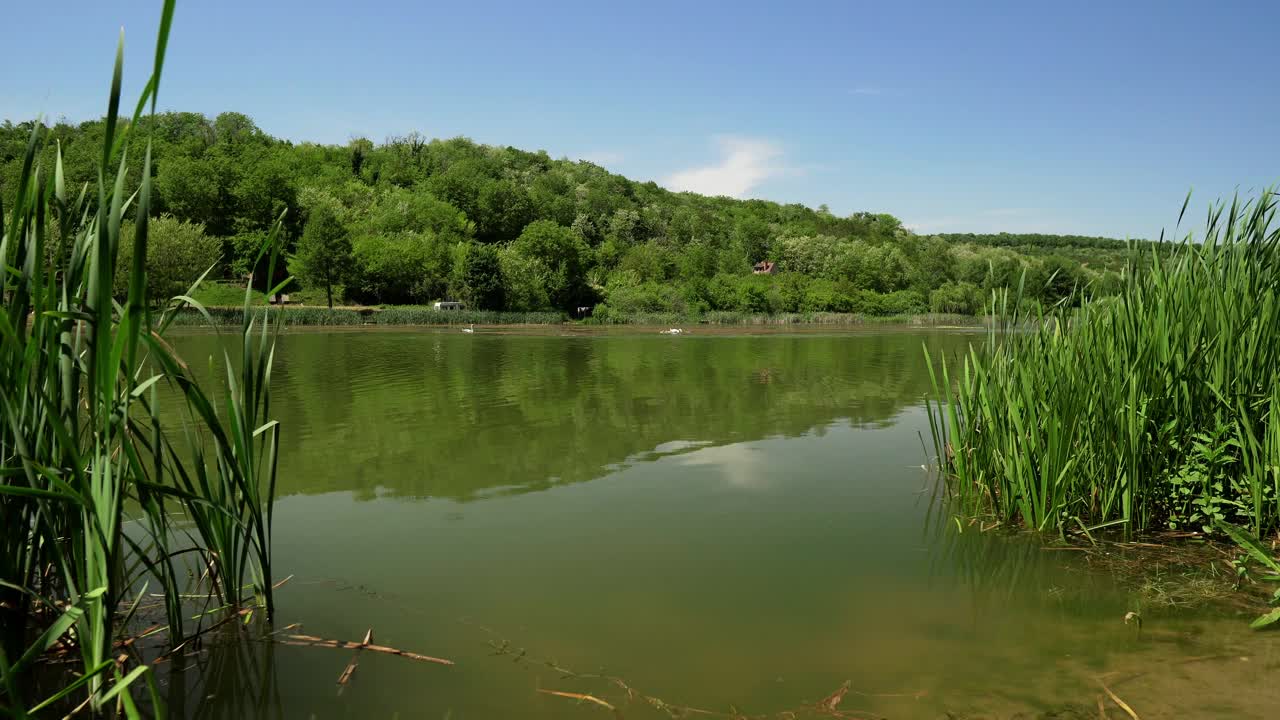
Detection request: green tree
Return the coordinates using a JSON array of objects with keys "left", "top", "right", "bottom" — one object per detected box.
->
[
  {"left": 114, "top": 215, "right": 221, "bottom": 302},
  {"left": 509, "top": 220, "right": 592, "bottom": 312},
  {"left": 0, "top": 112, "right": 1132, "bottom": 320},
  {"left": 292, "top": 195, "right": 352, "bottom": 308},
  {"left": 929, "top": 281, "right": 984, "bottom": 314},
  {"left": 156, "top": 155, "right": 227, "bottom": 231},
  {"left": 349, "top": 231, "right": 448, "bottom": 304},
  {"left": 462, "top": 243, "right": 505, "bottom": 310}
]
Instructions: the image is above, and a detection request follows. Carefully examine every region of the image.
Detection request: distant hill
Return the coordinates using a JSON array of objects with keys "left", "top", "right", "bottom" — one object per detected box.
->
[
  {"left": 2, "top": 112, "right": 1136, "bottom": 316},
  {"left": 936, "top": 232, "right": 1154, "bottom": 249}
]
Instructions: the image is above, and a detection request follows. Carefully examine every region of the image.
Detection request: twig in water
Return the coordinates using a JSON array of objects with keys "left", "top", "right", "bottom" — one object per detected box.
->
[
  {"left": 537, "top": 689, "right": 616, "bottom": 711},
  {"left": 337, "top": 628, "right": 373, "bottom": 688},
  {"left": 817, "top": 681, "right": 851, "bottom": 711},
  {"left": 282, "top": 633, "right": 453, "bottom": 666},
  {"left": 1097, "top": 679, "right": 1139, "bottom": 719}
]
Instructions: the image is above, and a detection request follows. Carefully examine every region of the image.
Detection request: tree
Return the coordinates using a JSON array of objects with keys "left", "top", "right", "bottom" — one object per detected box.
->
[
  {"left": 114, "top": 215, "right": 221, "bottom": 302},
  {"left": 509, "top": 220, "right": 592, "bottom": 312},
  {"left": 462, "top": 243, "right": 505, "bottom": 310},
  {"left": 475, "top": 178, "right": 533, "bottom": 243},
  {"left": 349, "top": 231, "right": 448, "bottom": 304},
  {"left": 292, "top": 195, "right": 351, "bottom": 308},
  {"left": 349, "top": 137, "right": 374, "bottom": 178},
  {"left": 0, "top": 111, "right": 1129, "bottom": 320},
  {"left": 156, "top": 155, "right": 228, "bottom": 232},
  {"left": 929, "top": 281, "right": 984, "bottom": 314}
]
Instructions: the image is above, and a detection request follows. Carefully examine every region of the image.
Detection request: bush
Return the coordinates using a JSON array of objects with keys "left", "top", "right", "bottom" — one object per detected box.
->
[
  {"left": 929, "top": 281, "right": 984, "bottom": 315},
  {"left": 348, "top": 231, "right": 449, "bottom": 304},
  {"left": 115, "top": 215, "right": 221, "bottom": 301}
]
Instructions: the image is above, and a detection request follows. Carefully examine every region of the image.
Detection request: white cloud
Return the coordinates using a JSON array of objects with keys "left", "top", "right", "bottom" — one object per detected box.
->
[{"left": 663, "top": 136, "right": 784, "bottom": 198}]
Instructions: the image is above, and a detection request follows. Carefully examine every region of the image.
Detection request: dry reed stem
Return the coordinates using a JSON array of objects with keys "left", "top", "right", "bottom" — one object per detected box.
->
[
  {"left": 336, "top": 628, "right": 373, "bottom": 686},
  {"left": 282, "top": 633, "right": 453, "bottom": 666},
  {"left": 151, "top": 608, "right": 252, "bottom": 665},
  {"left": 1097, "top": 680, "right": 1139, "bottom": 720},
  {"left": 480, "top": 626, "right": 895, "bottom": 720},
  {"left": 537, "top": 689, "right": 617, "bottom": 711}
]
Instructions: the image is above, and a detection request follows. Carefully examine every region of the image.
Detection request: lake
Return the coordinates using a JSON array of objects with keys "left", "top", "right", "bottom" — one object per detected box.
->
[{"left": 170, "top": 327, "right": 1278, "bottom": 719}]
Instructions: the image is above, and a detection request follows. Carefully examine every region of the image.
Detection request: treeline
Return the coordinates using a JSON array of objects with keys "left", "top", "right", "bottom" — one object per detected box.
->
[
  {"left": 1, "top": 113, "right": 1131, "bottom": 317},
  {"left": 936, "top": 232, "right": 1141, "bottom": 250}
]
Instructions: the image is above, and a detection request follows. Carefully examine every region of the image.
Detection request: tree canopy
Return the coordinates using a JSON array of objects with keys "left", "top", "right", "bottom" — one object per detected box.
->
[{"left": 0, "top": 113, "right": 1139, "bottom": 316}]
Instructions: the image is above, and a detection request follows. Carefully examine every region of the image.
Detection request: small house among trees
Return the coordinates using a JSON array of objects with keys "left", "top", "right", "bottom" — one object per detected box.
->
[{"left": 752, "top": 261, "right": 776, "bottom": 275}]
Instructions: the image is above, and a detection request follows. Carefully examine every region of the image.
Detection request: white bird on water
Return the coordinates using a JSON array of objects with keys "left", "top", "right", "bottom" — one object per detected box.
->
[
  {"left": 660, "top": 328, "right": 683, "bottom": 335},
  {"left": 462, "top": 324, "right": 475, "bottom": 334}
]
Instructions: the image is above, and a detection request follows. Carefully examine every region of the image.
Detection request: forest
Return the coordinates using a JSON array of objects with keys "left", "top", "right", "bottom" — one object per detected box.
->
[{"left": 1, "top": 112, "right": 1144, "bottom": 318}]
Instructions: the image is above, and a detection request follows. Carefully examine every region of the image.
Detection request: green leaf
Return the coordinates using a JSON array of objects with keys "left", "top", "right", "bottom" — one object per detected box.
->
[
  {"left": 98, "top": 665, "right": 150, "bottom": 704},
  {"left": 12, "top": 604, "right": 84, "bottom": 673},
  {"left": 1215, "top": 520, "right": 1280, "bottom": 573},
  {"left": 1249, "top": 607, "right": 1280, "bottom": 630}
]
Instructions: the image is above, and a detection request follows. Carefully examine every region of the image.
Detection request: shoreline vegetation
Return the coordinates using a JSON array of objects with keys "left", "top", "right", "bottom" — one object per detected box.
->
[
  {"left": 1, "top": 3, "right": 287, "bottom": 715},
  {"left": 167, "top": 302, "right": 984, "bottom": 328},
  {"left": 4, "top": 108, "right": 1169, "bottom": 324},
  {"left": 928, "top": 190, "right": 1280, "bottom": 628}
]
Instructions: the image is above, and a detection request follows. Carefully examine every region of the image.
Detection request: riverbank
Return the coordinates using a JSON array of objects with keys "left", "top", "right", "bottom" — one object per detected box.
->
[{"left": 167, "top": 303, "right": 985, "bottom": 328}]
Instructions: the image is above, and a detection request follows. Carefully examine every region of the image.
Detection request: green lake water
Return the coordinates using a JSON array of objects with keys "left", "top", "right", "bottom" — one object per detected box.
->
[{"left": 169, "top": 328, "right": 1278, "bottom": 719}]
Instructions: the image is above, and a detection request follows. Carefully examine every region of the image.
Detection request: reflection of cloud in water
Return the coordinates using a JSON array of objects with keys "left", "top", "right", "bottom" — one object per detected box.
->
[
  {"left": 674, "top": 443, "right": 769, "bottom": 489},
  {"left": 650, "top": 440, "right": 713, "bottom": 455}
]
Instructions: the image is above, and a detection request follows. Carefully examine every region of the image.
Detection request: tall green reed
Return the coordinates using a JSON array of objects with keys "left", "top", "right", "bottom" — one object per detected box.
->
[
  {"left": 926, "top": 191, "right": 1280, "bottom": 540},
  {"left": 0, "top": 2, "right": 287, "bottom": 714}
]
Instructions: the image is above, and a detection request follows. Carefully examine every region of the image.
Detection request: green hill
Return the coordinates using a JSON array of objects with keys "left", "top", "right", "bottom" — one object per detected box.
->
[{"left": 1, "top": 112, "right": 1136, "bottom": 317}]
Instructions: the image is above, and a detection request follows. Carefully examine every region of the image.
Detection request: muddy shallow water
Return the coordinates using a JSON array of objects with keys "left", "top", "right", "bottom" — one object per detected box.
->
[{"left": 167, "top": 328, "right": 1279, "bottom": 719}]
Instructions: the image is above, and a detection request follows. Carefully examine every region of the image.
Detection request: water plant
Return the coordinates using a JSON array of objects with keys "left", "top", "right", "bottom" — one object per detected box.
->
[
  {"left": 926, "top": 190, "right": 1280, "bottom": 541},
  {"left": 0, "top": 2, "right": 286, "bottom": 713}
]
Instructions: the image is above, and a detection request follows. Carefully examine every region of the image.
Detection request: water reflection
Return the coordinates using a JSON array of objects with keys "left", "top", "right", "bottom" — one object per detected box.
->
[
  {"left": 163, "top": 626, "right": 282, "bottom": 720},
  {"left": 161, "top": 329, "right": 1279, "bottom": 719},
  {"left": 172, "top": 329, "right": 974, "bottom": 501}
]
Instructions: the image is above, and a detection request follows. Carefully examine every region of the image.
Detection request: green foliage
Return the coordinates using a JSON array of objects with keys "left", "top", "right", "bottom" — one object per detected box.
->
[
  {"left": 114, "top": 214, "right": 220, "bottom": 301},
  {"left": 508, "top": 220, "right": 592, "bottom": 312},
  {"left": 349, "top": 231, "right": 447, "bottom": 304},
  {"left": 461, "top": 242, "right": 505, "bottom": 310},
  {"left": 930, "top": 281, "right": 985, "bottom": 315},
  {"left": 0, "top": 5, "right": 283, "bottom": 713},
  {"left": 1163, "top": 423, "right": 1252, "bottom": 533},
  {"left": 291, "top": 191, "right": 351, "bottom": 307},
  {"left": 927, "top": 191, "right": 1280, "bottom": 544},
  {"left": 1, "top": 109, "right": 1136, "bottom": 318},
  {"left": 1213, "top": 521, "right": 1280, "bottom": 629}
]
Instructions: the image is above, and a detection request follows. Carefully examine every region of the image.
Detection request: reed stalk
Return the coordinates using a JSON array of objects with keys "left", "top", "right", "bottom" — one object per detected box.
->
[
  {"left": 927, "top": 191, "right": 1280, "bottom": 540},
  {"left": 0, "top": 2, "right": 286, "bottom": 714}
]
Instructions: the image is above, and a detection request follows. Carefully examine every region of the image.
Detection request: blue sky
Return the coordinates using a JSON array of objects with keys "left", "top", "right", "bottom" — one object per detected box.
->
[{"left": 4, "top": 0, "right": 1277, "bottom": 237}]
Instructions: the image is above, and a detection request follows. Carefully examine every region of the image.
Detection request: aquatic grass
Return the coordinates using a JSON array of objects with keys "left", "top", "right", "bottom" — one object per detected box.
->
[
  {"left": 166, "top": 305, "right": 367, "bottom": 326},
  {"left": 927, "top": 190, "right": 1280, "bottom": 542},
  {"left": 0, "top": 3, "right": 285, "bottom": 714}
]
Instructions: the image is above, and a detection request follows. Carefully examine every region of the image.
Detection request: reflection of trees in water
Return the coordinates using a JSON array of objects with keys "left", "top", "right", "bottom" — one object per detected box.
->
[{"left": 175, "top": 331, "right": 973, "bottom": 501}]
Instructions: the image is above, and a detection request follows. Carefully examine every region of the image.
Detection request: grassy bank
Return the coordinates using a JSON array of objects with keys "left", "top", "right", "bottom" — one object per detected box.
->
[
  {"left": 168, "top": 304, "right": 984, "bottom": 328},
  {"left": 927, "top": 191, "right": 1280, "bottom": 540},
  {"left": 168, "top": 306, "right": 566, "bottom": 327}
]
